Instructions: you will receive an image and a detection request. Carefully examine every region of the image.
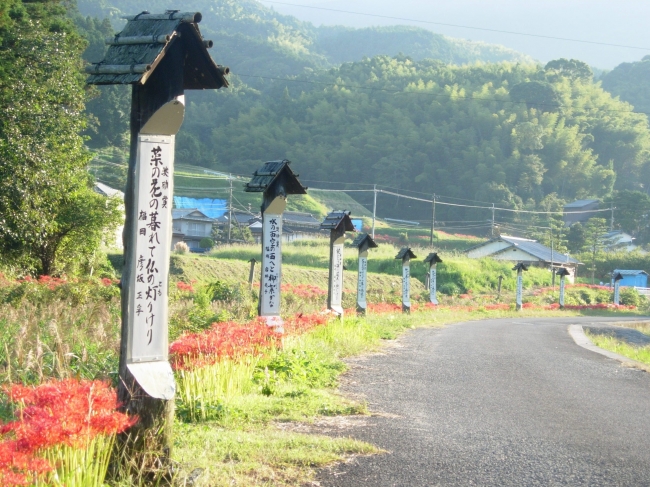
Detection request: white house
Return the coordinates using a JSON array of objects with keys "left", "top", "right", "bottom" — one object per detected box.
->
[
  {"left": 603, "top": 231, "right": 641, "bottom": 253},
  {"left": 466, "top": 235, "right": 581, "bottom": 281},
  {"left": 171, "top": 209, "right": 215, "bottom": 250}
]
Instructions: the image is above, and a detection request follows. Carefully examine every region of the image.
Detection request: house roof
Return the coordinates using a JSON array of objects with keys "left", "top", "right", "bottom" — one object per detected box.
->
[
  {"left": 467, "top": 235, "right": 581, "bottom": 265},
  {"left": 564, "top": 199, "right": 599, "bottom": 209},
  {"left": 172, "top": 208, "right": 214, "bottom": 222},
  {"left": 612, "top": 269, "right": 649, "bottom": 276},
  {"left": 283, "top": 211, "right": 321, "bottom": 226},
  {"left": 85, "top": 11, "right": 228, "bottom": 89},
  {"left": 94, "top": 182, "right": 124, "bottom": 199}
]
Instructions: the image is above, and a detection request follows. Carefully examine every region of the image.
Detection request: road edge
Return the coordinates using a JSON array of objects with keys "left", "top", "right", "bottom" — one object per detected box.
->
[{"left": 568, "top": 324, "right": 650, "bottom": 373}]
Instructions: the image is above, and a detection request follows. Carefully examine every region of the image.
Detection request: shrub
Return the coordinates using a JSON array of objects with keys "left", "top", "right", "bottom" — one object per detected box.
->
[
  {"left": 619, "top": 287, "right": 645, "bottom": 307},
  {"left": 199, "top": 238, "right": 214, "bottom": 249},
  {"left": 439, "top": 282, "right": 461, "bottom": 295},
  {"left": 174, "top": 241, "right": 189, "bottom": 254}
]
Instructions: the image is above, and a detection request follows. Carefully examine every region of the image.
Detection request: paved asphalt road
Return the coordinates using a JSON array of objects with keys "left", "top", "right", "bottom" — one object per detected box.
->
[{"left": 317, "top": 317, "right": 650, "bottom": 486}]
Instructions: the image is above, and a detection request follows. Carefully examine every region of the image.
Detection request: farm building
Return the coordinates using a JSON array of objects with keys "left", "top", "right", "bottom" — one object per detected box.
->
[
  {"left": 563, "top": 199, "right": 599, "bottom": 226},
  {"left": 171, "top": 208, "right": 215, "bottom": 250},
  {"left": 611, "top": 269, "right": 649, "bottom": 288},
  {"left": 466, "top": 235, "right": 581, "bottom": 281}
]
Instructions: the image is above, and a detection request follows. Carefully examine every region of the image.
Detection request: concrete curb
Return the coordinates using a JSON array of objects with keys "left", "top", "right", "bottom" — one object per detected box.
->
[{"left": 568, "top": 324, "right": 650, "bottom": 373}]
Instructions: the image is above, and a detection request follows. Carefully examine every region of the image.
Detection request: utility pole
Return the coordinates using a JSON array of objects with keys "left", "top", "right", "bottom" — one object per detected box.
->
[
  {"left": 228, "top": 174, "right": 233, "bottom": 243},
  {"left": 491, "top": 203, "right": 495, "bottom": 238},
  {"left": 610, "top": 206, "right": 615, "bottom": 232},
  {"left": 371, "top": 184, "right": 377, "bottom": 239},
  {"left": 429, "top": 193, "right": 436, "bottom": 247}
]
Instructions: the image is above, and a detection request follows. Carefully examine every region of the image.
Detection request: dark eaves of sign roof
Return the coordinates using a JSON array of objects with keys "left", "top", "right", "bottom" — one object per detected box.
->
[
  {"left": 244, "top": 160, "right": 307, "bottom": 195},
  {"left": 395, "top": 247, "right": 417, "bottom": 260},
  {"left": 320, "top": 210, "right": 355, "bottom": 231},
  {"left": 85, "top": 10, "right": 228, "bottom": 89},
  {"left": 351, "top": 233, "right": 378, "bottom": 249}
]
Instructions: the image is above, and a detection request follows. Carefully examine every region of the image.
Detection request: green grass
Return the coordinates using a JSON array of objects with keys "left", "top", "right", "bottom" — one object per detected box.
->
[
  {"left": 173, "top": 423, "right": 379, "bottom": 487},
  {"left": 586, "top": 327, "right": 650, "bottom": 365}
]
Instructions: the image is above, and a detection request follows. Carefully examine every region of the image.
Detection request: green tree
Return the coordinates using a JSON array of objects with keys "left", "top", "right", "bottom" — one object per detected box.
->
[
  {"left": 0, "top": 0, "right": 121, "bottom": 275},
  {"left": 604, "top": 190, "right": 650, "bottom": 242},
  {"left": 582, "top": 217, "right": 608, "bottom": 283}
]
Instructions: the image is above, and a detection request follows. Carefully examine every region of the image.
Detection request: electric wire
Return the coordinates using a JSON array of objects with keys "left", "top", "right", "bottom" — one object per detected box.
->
[{"left": 260, "top": 1, "right": 650, "bottom": 51}]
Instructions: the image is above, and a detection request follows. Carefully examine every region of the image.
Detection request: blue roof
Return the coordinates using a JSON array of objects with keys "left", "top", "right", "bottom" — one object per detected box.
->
[{"left": 613, "top": 269, "right": 649, "bottom": 276}]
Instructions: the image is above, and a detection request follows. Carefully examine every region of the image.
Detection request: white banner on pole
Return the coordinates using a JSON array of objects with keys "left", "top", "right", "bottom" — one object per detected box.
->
[
  {"left": 516, "top": 272, "right": 523, "bottom": 308},
  {"left": 614, "top": 282, "right": 620, "bottom": 305},
  {"left": 128, "top": 135, "right": 174, "bottom": 364},
  {"left": 402, "top": 263, "right": 411, "bottom": 308},
  {"left": 559, "top": 277, "right": 565, "bottom": 307},
  {"left": 261, "top": 213, "right": 282, "bottom": 317},
  {"left": 430, "top": 266, "right": 438, "bottom": 305},
  {"left": 357, "top": 256, "right": 368, "bottom": 309},
  {"left": 330, "top": 242, "right": 344, "bottom": 309}
]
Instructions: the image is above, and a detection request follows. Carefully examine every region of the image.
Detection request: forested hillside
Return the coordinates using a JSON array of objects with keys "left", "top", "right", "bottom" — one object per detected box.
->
[
  {"left": 601, "top": 56, "right": 650, "bottom": 115},
  {"left": 72, "top": 0, "right": 650, "bottom": 238}
]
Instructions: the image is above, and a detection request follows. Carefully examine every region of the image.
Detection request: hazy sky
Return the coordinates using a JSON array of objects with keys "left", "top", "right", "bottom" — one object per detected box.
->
[{"left": 260, "top": 0, "right": 650, "bottom": 69}]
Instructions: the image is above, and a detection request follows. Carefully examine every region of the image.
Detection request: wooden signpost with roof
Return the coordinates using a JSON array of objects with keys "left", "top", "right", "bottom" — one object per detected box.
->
[
  {"left": 351, "top": 233, "right": 378, "bottom": 314},
  {"left": 613, "top": 271, "right": 624, "bottom": 306},
  {"left": 396, "top": 247, "right": 417, "bottom": 313},
  {"left": 86, "top": 10, "right": 229, "bottom": 455},
  {"left": 423, "top": 252, "right": 443, "bottom": 305},
  {"left": 513, "top": 263, "right": 528, "bottom": 311},
  {"left": 557, "top": 267, "right": 571, "bottom": 308},
  {"left": 245, "top": 160, "right": 307, "bottom": 329},
  {"left": 321, "top": 211, "right": 356, "bottom": 316}
]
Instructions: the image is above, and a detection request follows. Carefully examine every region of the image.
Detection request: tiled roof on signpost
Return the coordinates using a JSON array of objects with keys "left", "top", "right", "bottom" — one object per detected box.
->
[
  {"left": 320, "top": 211, "right": 355, "bottom": 232},
  {"left": 351, "top": 233, "right": 378, "bottom": 250},
  {"left": 244, "top": 160, "right": 307, "bottom": 195},
  {"left": 85, "top": 10, "right": 229, "bottom": 89},
  {"left": 395, "top": 247, "right": 417, "bottom": 260}
]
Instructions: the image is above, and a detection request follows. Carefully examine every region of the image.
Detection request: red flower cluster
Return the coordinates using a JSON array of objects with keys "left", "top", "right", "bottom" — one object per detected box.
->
[
  {"left": 283, "top": 312, "right": 329, "bottom": 335},
  {"left": 100, "top": 278, "right": 119, "bottom": 287},
  {"left": 282, "top": 284, "right": 327, "bottom": 299},
  {"left": 0, "top": 380, "right": 135, "bottom": 486},
  {"left": 18, "top": 276, "right": 68, "bottom": 290},
  {"left": 169, "top": 320, "right": 282, "bottom": 370},
  {"left": 176, "top": 281, "right": 195, "bottom": 293}
]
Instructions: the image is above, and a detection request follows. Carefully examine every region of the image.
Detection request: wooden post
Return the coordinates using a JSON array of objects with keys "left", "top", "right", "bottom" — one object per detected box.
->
[
  {"left": 248, "top": 258, "right": 257, "bottom": 291},
  {"left": 512, "top": 263, "right": 528, "bottom": 311},
  {"left": 396, "top": 248, "right": 417, "bottom": 313},
  {"left": 321, "top": 211, "right": 355, "bottom": 317},
  {"left": 613, "top": 272, "right": 623, "bottom": 305},
  {"left": 351, "top": 233, "right": 377, "bottom": 315},
  {"left": 424, "top": 253, "right": 442, "bottom": 305},
  {"left": 497, "top": 274, "right": 504, "bottom": 298},
  {"left": 245, "top": 160, "right": 307, "bottom": 331},
  {"left": 557, "top": 268, "right": 570, "bottom": 309}
]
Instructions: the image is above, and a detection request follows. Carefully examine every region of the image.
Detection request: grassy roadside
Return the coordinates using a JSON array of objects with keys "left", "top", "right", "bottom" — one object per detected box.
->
[
  {"left": 169, "top": 306, "right": 642, "bottom": 486},
  {"left": 586, "top": 322, "right": 650, "bottom": 365}
]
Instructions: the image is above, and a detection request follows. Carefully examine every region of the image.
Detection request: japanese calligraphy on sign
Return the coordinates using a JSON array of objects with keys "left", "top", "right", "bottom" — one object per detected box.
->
[
  {"left": 430, "top": 267, "right": 438, "bottom": 305},
  {"left": 559, "top": 277, "right": 565, "bottom": 307},
  {"left": 261, "top": 213, "right": 282, "bottom": 316},
  {"left": 357, "top": 256, "right": 368, "bottom": 310},
  {"left": 614, "top": 282, "right": 620, "bottom": 305},
  {"left": 330, "top": 242, "right": 344, "bottom": 309},
  {"left": 128, "top": 135, "right": 174, "bottom": 363},
  {"left": 402, "top": 264, "right": 411, "bottom": 308},
  {"left": 516, "top": 272, "right": 523, "bottom": 308}
]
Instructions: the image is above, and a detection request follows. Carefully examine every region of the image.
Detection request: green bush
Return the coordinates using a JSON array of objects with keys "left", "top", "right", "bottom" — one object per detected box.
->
[
  {"left": 199, "top": 237, "right": 214, "bottom": 249},
  {"left": 620, "top": 287, "right": 645, "bottom": 307},
  {"left": 439, "top": 282, "right": 461, "bottom": 295}
]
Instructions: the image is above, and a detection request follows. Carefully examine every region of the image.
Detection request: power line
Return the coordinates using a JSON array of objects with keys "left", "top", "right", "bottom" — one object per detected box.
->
[{"left": 260, "top": 1, "right": 650, "bottom": 51}]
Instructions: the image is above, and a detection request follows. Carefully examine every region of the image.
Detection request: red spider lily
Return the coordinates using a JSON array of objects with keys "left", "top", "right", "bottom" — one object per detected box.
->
[
  {"left": 367, "top": 303, "right": 402, "bottom": 314},
  {"left": 0, "top": 380, "right": 135, "bottom": 486},
  {"left": 282, "top": 284, "right": 327, "bottom": 299},
  {"left": 283, "top": 312, "right": 329, "bottom": 334},
  {"left": 176, "top": 281, "right": 195, "bottom": 293},
  {"left": 169, "top": 320, "right": 282, "bottom": 370}
]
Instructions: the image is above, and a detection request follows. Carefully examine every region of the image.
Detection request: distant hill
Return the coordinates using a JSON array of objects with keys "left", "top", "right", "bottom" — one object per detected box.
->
[
  {"left": 601, "top": 56, "right": 650, "bottom": 115},
  {"left": 77, "top": 0, "right": 533, "bottom": 82}
]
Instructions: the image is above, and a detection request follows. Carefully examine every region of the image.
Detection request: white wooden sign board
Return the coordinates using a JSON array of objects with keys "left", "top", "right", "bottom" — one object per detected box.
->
[
  {"left": 516, "top": 272, "right": 523, "bottom": 308},
  {"left": 330, "top": 240, "right": 344, "bottom": 311},
  {"left": 128, "top": 135, "right": 174, "bottom": 364},
  {"left": 402, "top": 263, "right": 411, "bottom": 308},
  {"left": 429, "top": 266, "right": 438, "bottom": 305},
  {"left": 614, "top": 282, "right": 620, "bottom": 305},
  {"left": 261, "top": 213, "right": 282, "bottom": 317},
  {"left": 357, "top": 255, "right": 368, "bottom": 310},
  {"left": 559, "top": 277, "right": 566, "bottom": 307}
]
